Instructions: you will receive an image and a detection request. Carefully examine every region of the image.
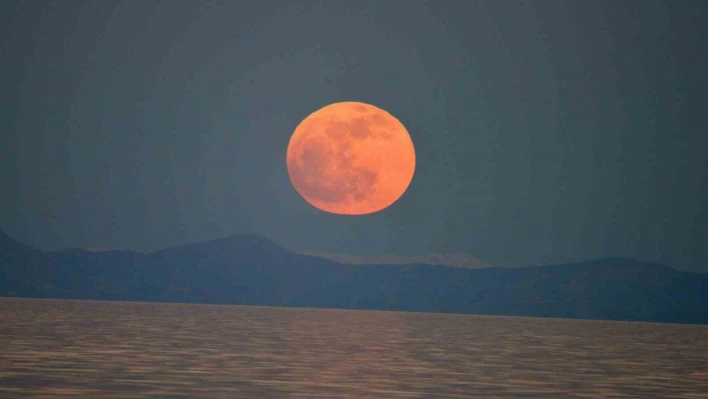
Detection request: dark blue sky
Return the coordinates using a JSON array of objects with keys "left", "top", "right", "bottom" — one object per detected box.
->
[{"left": 1, "top": 1, "right": 706, "bottom": 271}]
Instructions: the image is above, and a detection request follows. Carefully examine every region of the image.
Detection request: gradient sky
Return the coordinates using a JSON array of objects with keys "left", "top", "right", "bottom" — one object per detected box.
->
[{"left": 1, "top": 1, "right": 706, "bottom": 271}]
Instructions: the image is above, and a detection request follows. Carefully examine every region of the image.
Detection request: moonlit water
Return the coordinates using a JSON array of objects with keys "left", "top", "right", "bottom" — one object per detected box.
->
[{"left": 1, "top": 298, "right": 706, "bottom": 398}]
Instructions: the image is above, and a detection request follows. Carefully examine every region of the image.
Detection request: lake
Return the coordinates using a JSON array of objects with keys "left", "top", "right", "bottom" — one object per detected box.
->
[{"left": 0, "top": 297, "right": 706, "bottom": 398}]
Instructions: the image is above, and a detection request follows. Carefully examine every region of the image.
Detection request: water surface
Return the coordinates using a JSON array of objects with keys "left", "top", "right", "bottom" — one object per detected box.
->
[{"left": 1, "top": 298, "right": 706, "bottom": 398}]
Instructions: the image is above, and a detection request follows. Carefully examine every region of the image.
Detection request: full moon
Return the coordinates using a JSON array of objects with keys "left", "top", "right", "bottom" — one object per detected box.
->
[{"left": 286, "top": 102, "right": 416, "bottom": 215}]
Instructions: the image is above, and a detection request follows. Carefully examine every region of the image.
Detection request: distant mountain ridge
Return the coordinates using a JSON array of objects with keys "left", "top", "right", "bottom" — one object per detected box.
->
[
  {"left": 0, "top": 230, "right": 42, "bottom": 263},
  {"left": 302, "top": 251, "right": 492, "bottom": 269},
  {"left": 1, "top": 230, "right": 706, "bottom": 324}
]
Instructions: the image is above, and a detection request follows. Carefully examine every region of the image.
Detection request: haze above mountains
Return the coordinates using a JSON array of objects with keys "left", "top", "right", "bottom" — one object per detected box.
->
[
  {"left": 300, "top": 251, "right": 493, "bottom": 269},
  {"left": 1, "top": 229, "right": 706, "bottom": 324}
]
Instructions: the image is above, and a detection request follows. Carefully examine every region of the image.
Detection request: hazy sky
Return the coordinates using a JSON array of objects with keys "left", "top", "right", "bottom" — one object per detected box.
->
[{"left": 1, "top": 1, "right": 706, "bottom": 271}]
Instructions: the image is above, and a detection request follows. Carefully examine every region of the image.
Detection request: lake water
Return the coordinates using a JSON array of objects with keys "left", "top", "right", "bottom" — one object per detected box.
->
[{"left": 1, "top": 298, "right": 706, "bottom": 398}]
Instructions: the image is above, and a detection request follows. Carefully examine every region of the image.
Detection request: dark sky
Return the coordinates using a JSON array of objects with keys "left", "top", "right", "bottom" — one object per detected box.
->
[{"left": 1, "top": 1, "right": 707, "bottom": 271}]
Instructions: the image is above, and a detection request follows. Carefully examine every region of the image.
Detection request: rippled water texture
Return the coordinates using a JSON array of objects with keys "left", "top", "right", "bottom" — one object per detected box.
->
[{"left": 1, "top": 298, "right": 706, "bottom": 398}]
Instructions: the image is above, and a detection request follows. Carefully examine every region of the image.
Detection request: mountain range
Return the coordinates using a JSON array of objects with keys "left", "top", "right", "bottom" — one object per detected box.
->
[{"left": 1, "top": 230, "right": 706, "bottom": 324}]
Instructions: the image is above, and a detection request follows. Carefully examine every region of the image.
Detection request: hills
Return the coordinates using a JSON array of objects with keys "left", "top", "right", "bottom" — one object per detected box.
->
[{"left": 1, "top": 230, "right": 706, "bottom": 324}]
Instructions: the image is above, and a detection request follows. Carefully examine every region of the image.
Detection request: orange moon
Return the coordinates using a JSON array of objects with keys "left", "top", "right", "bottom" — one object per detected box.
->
[{"left": 286, "top": 102, "right": 416, "bottom": 215}]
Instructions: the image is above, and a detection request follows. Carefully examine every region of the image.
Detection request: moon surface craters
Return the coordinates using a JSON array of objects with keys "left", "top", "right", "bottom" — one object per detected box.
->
[
  {"left": 293, "top": 134, "right": 378, "bottom": 206},
  {"left": 286, "top": 101, "right": 415, "bottom": 215}
]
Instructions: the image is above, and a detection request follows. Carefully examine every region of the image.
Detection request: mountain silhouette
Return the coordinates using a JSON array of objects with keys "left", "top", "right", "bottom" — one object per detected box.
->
[
  {"left": 1, "top": 230, "right": 706, "bottom": 324},
  {"left": 0, "top": 230, "right": 42, "bottom": 263}
]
